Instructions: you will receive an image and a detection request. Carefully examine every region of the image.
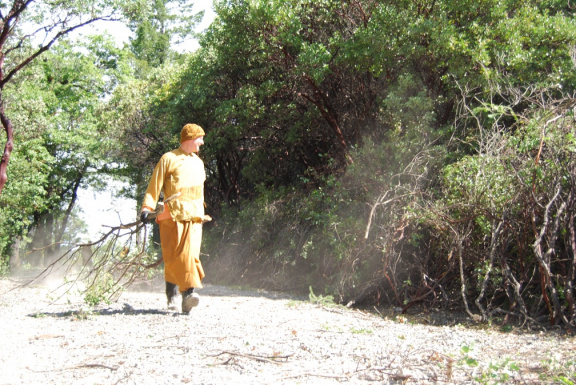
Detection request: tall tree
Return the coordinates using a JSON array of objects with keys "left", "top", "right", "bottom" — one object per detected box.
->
[
  {"left": 0, "top": 0, "right": 133, "bottom": 196},
  {"left": 0, "top": 34, "right": 133, "bottom": 262},
  {"left": 127, "top": 0, "right": 202, "bottom": 69}
]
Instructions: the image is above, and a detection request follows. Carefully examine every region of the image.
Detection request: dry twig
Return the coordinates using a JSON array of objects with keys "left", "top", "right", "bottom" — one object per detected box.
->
[{"left": 207, "top": 350, "right": 292, "bottom": 365}]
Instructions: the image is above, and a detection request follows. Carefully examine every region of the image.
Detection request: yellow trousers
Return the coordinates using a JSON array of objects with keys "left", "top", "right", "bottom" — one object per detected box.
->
[{"left": 159, "top": 219, "right": 205, "bottom": 291}]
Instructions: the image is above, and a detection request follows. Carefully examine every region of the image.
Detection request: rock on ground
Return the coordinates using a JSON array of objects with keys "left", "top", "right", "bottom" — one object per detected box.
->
[{"left": 0, "top": 276, "right": 574, "bottom": 385}]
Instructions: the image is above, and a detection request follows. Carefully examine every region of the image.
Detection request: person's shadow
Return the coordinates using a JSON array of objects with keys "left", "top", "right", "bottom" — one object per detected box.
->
[{"left": 28, "top": 303, "right": 183, "bottom": 318}]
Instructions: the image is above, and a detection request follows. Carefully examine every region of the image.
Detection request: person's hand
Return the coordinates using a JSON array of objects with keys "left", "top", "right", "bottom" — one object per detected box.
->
[{"left": 140, "top": 210, "right": 151, "bottom": 224}]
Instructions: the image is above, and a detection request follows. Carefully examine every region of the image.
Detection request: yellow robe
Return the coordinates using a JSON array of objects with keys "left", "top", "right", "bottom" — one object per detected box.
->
[{"left": 142, "top": 148, "right": 206, "bottom": 290}]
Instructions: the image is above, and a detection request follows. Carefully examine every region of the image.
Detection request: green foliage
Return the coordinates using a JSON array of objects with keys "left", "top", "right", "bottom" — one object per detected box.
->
[
  {"left": 83, "top": 272, "right": 118, "bottom": 306},
  {"left": 540, "top": 358, "right": 576, "bottom": 384},
  {"left": 457, "top": 352, "right": 576, "bottom": 385},
  {"left": 474, "top": 358, "right": 521, "bottom": 384},
  {"left": 0, "top": 139, "right": 53, "bottom": 255},
  {"left": 442, "top": 154, "right": 516, "bottom": 218},
  {"left": 126, "top": 0, "right": 203, "bottom": 71},
  {"left": 308, "top": 286, "right": 335, "bottom": 307},
  {"left": 199, "top": 1, "right": 576, "bottom": 326},
  {"left": 0, "top": 34, "right": 132, "bottom": 263},
  {"left": 459, "top": 344, "right": 480, "bottom": 367},
  {"left": 0, "top": 256, "right": 8, "bottom": 276},
  {"left": 131, "top": 19, "right": 171, "bottom": 67}
]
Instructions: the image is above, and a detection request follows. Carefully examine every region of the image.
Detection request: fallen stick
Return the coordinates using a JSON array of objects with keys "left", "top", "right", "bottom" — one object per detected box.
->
[
  {"left": 283, "top": 372, "right": 350, "bottom": 380},
  {"left": 207, "top": 350, "right": 292, "bottom": 364}
]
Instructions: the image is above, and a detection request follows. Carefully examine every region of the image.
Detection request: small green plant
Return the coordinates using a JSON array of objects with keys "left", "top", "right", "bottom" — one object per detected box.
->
[
  {"left": 539, "top": 358, "right": 576, "bottom": 384},
  {"left": 84, "top": 290, "right": 110, "bottom": 306},
  {"left": 459, "top": 345, "right": 479, "bottom": 367},
  {"left": 83, "top": 273, "right": 117, "bottom": 306},
  {"left": 458, "top": 345, "right": 541, "bottom": 385},
  {"left": 72, "top": 308, "right": 93, "bottom": 321},
  {"left": 474, "top": 358, "right": 520, "bottom": 384},
  {"left": 556, "top": 377, "right": 575, "bottom": 385},
  {"left": 308, "top": 286, "right": 335, "bottom": 307},
  {"left": 286, "top": 300, "right": 303, "bottom": 307},
  {"left": 500, "top": 324, "right": 513, "bottom": 333},
  {"left": 350, "top": 327, "right": 372, "bottom": 334},
  {"left": 321, "top": 323, "right": 332, "bottom": 331}
]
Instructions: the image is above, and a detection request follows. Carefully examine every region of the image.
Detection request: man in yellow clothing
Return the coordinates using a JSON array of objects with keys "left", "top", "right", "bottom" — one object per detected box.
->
[{"left": 140, "top": 123, "right": 207, "bottom": 314}]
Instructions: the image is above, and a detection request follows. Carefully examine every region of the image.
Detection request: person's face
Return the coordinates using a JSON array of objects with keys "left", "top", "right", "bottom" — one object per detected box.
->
[{"left": 190, "top": 136, "right": 204, "bottom": 152}]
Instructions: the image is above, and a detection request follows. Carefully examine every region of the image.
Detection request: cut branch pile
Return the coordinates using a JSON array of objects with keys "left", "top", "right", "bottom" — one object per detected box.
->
[{"left": 23, "top": 193, "right": 188, "bottom": 301}]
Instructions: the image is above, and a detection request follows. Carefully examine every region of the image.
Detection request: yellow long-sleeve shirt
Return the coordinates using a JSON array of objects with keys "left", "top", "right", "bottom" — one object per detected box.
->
[{"left": 142, "top": 148, "right": 206, "bottom": 222}]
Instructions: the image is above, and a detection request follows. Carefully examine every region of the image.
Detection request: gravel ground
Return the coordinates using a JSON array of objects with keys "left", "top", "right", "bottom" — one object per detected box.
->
[{"left": 0, "top": 276, "right": 574, "bottom": 385}]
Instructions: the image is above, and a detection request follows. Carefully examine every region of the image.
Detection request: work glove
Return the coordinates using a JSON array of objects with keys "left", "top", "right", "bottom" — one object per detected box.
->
[{"left": 140, "top": 209, "right": 151, "bottom": 224}]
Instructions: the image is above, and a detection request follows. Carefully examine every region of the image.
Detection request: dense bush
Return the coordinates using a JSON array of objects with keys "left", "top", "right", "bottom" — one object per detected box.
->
[{"left": 192, "top": 0, "right": 576, "bottom": 329}]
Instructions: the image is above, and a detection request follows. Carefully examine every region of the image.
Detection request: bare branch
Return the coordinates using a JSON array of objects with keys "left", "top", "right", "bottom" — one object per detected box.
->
[{"left": 1, "top": 14, "right": 118, "bottom": 88}]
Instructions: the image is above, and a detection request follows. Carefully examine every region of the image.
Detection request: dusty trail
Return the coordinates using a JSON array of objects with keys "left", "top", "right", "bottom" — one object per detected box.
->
[{"left": 0, "top": 276, "right": 573, "bottom": 384}]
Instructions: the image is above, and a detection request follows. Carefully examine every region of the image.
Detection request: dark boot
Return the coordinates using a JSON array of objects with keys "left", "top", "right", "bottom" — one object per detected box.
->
[
  {"left": 166, "top": 281, "right": 179, "bottom": 311},
  {"left": 182, "top": 287, "right": 200, "bottom": 314}
]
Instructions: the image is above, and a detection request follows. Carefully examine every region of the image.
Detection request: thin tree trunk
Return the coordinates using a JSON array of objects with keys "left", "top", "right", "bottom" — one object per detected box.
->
[
  {"left": 475, "top": 219, "right": 504, "bottom": 321},
  {"left": 55, "top": 170, "right": 86, "bottom": 247},
  {"left": 532, "top": 185, "right": 567, "bottom": 325},
  {"left": 10, "top": 236, "right": 21, "bottom": 270},
  {"left": 566, "top": 188, "right": 576, "bottom": 325},
  {"left": 0, "top": 102, "right": 14, "bottom": 195},
  {"left": 300, "top": 75, "right": 353, "bottom": 164}
]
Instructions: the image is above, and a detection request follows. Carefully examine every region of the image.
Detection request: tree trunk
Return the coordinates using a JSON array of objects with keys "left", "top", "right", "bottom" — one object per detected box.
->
[
  {"left": 54, "top": 169, "right": 86, "bottom": 247},
  {"left": 0, "top": 100, "right": 14, "bottom": 195},
  {"left": 300, "top": 75, "right": 354, "bottom": 164},
  {"left": 9, "top": 236, "right": 20, "bottom": 270}
]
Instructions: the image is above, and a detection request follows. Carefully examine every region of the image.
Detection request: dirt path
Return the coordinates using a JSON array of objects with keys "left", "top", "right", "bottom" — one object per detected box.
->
[{"left": 0, "top": 277, "right": 574, "bottom": 385}]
